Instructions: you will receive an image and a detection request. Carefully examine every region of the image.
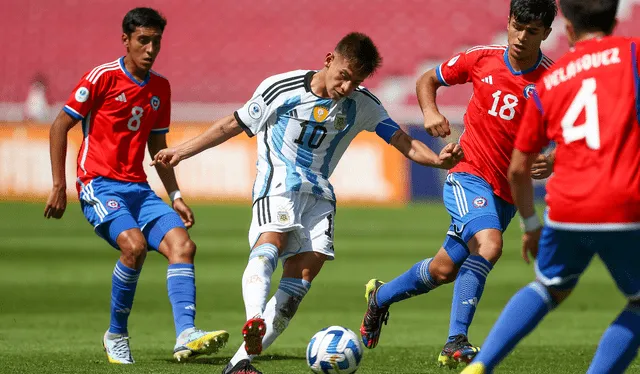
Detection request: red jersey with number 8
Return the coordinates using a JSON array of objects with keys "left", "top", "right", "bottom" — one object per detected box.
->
[
  {"left": 63, "top": 57, "right": 171, "bottom": 188},
  {"left": 516, "top": 37, "right": 640, "bottom": 227},
  {"left": 436, "top": 45, "right": 553, "bottom": 203}
]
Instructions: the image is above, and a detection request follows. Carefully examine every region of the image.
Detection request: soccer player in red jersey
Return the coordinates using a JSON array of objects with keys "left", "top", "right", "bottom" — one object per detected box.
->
[
  {"left": 44, "top": 7, "right": 228, "bottom": 364},
  {"left": 360, "top": 0, "right": 558, "bottom": 367},
  {"left": 463, "top": 0, "right": 640, "bottom": 372}
]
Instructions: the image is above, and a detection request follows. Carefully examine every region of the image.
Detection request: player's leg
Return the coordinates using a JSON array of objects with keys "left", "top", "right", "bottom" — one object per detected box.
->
[
  {"left": 137, "top": 188, "right": 228, "bottom": 360},
  {"left": 361, "top": 246, "right": 451, "bottom": 349},
  {"left": 361, "top": 174, "right": 472, "bottom": 350},
  {"left": 78, "top": 178, "right": 145, "bottom": 364},
  {"left": 227, "top": 195, "right": 332, "bottom": 371},
  {"left": 586, "top": 230, "right": 640, "bottom": 374},
  {"left": 463, "top": 226, "right": 592, "bottom": 374}
]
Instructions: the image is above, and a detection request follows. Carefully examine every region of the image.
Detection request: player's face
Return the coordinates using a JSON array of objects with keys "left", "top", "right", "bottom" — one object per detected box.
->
[
  {"left": 507, "top": 16, "right": 551, "bottom": 61},
  {"left": 122, "top": 27, "right": 163, "bottom": 71},
  {"left": 323, "top": 52, "right": 368, "bottom": 100}
]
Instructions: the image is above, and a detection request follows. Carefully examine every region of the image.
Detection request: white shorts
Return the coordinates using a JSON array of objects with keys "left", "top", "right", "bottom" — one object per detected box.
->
[{"left": 249, "top": 192, "right": 336, "bottom": 261}]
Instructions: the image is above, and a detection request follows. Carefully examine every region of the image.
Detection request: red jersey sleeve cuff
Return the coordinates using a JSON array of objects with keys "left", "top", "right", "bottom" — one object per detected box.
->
[
  {"left": 435, "top": 64, "right": 450, "bottom": 87},
  {"left": 63, "top": 105, "right": 84, "bottom": 120}
]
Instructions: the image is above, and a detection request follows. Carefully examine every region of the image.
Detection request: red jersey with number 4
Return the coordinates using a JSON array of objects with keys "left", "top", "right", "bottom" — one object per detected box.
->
[
  {"left": 63, "top": 57, "right": 171, "bottom": 188},
  {"left": 516, "top": 37, "right": 640, "bottom": 228},
  {"left": 436, "top": 45, "right": 553, "bottom": 203}
]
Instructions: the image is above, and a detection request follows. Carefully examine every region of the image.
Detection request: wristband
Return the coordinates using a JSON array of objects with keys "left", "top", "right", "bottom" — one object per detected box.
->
[
  {"left": 169, "top": 190, "right": 182, "bottom": 203},
  {"left": 520, "top": 214, "right": 542, "bottom": 232}
]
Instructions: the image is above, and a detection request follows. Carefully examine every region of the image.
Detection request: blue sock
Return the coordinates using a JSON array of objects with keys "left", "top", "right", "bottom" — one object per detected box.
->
[
  {"left": 474, "top": 282, "right": 556, "bottom": 370},
  {"left": 375, "top": 258, "right": 437, "bottom": 307},
  {"left": 587, "top": 306, "right": 640, "bottom": 374},
  {"left": 167, "top": 263, "right": 196, "bottom": 338},
  {"left": 448, "top": 255, "right": 493, "bottom": 339},
  {"left": 109, "top": 260, "right": 141, "bottom": 334}
]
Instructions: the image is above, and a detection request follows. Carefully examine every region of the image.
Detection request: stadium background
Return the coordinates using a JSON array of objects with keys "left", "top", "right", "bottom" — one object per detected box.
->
[{"left": 1, "top": 1, "right": 640, "bottom": 373}]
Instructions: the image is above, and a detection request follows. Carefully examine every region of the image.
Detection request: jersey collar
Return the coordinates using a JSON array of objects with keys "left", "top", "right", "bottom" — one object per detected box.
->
[
  {"left": 119, "top": 57, "right": 150, "bottom": 87},
  {"left": 503, "top": 48, "right": 543, "bottom": 76}
]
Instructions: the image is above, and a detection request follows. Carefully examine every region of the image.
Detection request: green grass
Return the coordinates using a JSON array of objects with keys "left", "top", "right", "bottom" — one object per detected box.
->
[{"left": 0, "top": 201, "right": 637, "bottom": 373}]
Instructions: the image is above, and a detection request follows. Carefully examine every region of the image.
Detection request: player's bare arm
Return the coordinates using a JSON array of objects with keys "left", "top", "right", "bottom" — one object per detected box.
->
[
  {"left": 45, "top": 110, "right": 79, "bottom": 219},
  {"left": 508, "top": 149, "right": 542, "bottom": 263},
  {"left": 416, "top": 68, "right": 451, "bottom": 138},
  {"left": 148, "top": 133, "right": 195, "bottom": 228},
  {"left": 152, "top": 114, "right": 243, "bottom": 168},
  {"left": 389, "top": 130, "right": 463, "bottom": 169}
]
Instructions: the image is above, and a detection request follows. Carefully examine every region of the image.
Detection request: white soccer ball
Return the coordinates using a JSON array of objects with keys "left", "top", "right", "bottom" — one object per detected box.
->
[{"left": 306, "top": 326, "right": 364, "bottom": 373}]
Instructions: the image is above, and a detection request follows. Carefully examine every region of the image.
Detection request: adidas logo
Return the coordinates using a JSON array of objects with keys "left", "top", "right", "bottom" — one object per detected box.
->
[
  {"left": 115, "top": 93, "right": 127, "bottom": 102},
  {"left": 462, "top": 297, "right": 478, "bottom": 306},
  {"left": 184, "top": 304, "right": 196, "bottom": 311},
  {"left": 115, "top": 308, "right": 131, "bottom": 314},
  {"left": 481, "top": 76, "right": 493, "bottom": 84}
]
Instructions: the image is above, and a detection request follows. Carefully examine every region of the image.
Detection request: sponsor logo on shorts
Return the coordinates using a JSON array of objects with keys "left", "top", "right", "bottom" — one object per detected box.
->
[
  {"left": 277, "top": 211, "right": 290, "bottom": 224},
  {"left": 473, "top": 197, "right": 487, "bottom": 208},
  {"left": 106, "top": 200, "right": 120, "bottom": 210}
]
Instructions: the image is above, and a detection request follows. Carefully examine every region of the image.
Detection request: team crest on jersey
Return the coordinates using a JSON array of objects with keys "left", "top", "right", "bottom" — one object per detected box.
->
[
  {"left": 151, "top": 96, "right": 160, "bottom": 110},
  {"left": 248, "top": 102, "right": 263, "bottom": 119},
  {"left": 473, "top": 197, "right": 488, "bottom": 208},
  {"left": 334, "top": 114, "right": 347, "bottom": 131},
  {"left": 277, "top": 210, "right": 290, "bottom": 224},
  {"left": 312, "top": 106, "right": 330, "bottom": 122},
  {"left": 106, "top": 200, "right": 120, "bottom": 210},
  {"left": 523, "top": 84, "right": 537, "bottom": 99},
  {"left": 75, "top": 87, "right": 89, "bottom": 103}
]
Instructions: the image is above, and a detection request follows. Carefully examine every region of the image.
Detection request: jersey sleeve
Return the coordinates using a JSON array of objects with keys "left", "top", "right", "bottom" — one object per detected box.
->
[
  {"left": 151, "top": 81, "right": 171, "bottom": 134},
  {"left": 355, "top": 88, "right": 401, "bottom": 143},
  {"left": 62, "top": 72, "right": 105, "bottom": 120},
  {"left": 435, "top": 50, "right": 476, "bottom": 87},
  {"left": 515, "top": 88, "right": 548, "bottom": 154},
  {"left": 234, "top": 76, "right": 283, "bottom": 137}
]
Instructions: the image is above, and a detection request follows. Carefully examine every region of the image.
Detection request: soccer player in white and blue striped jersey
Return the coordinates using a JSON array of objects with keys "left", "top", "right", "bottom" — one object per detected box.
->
[{"left": 152, "top": 32, "right": 463, "bottom": 374}]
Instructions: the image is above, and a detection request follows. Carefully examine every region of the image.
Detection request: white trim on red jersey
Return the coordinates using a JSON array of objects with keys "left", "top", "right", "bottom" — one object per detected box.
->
[
  {"left": 545, "top": 216, "right": 640, "bottom": 231},
  {"left": 86, "top": 60, "right": 119, "bottom": 84}
]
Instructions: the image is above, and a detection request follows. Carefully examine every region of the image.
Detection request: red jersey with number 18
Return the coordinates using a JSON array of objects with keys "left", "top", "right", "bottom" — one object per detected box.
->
[
  {"left": 63, "top": 57, "right": 171, "bottom": 188},
  {"left": 436, "top": 45, "right": 553, "bottom": 203},
  {"left": 516, "top": 37, "right": 640, "bottom": 228}
]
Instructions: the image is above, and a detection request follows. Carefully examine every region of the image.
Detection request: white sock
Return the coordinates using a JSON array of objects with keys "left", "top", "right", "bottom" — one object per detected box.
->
[
  {"left": 230, "top": 277, "right": 311, "bottom": 367},
  {"left": 242, "top": 243, "right": 279, "bottom": 320}
]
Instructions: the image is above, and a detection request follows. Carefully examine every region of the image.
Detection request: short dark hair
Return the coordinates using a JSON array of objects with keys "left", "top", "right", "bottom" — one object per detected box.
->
[
  {"left": 122, "top": 7, "right": 167, "bottom": 36},
  {"left": 559, "top": 0, "right": 619, "bottom": 35},
  {"left": 334, "top": 32, "right": 382, "bottom": 77},
  {"left": 510, "top": 0, "right": 558, "bottom": 28}
]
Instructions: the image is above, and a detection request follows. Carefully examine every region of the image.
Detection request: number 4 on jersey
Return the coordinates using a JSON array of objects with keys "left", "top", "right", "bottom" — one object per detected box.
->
[{"left": 561, "top": 78, "right": 600, "bottom": 150}]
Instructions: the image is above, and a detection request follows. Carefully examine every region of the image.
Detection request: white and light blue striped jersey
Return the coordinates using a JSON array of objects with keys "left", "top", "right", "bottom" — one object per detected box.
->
[{"left": 234, "top": 70, "right": 401, "bottom": 202}]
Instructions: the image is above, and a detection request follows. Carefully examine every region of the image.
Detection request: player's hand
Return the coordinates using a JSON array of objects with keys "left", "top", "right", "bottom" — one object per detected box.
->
[
  {"left": 424, "top": 112, "right": 451, "bottom": 138},
  {"left": 521, "top": 227, "right": 541, "bottom": 264},
  {"left": 151, "top": 148, "right": 182, "bottom": 168},
  {"left": 44, "top": 186, "right": 67, "bottom": 219},
  {"left": 172, "top": 198, "right": 195, "bottom": 229},
  {"left": 437, "top": 142, "right": 464, "bottom": 169},
  {"left": 531, "top": 153, "right": 553, "bottom": 179}
]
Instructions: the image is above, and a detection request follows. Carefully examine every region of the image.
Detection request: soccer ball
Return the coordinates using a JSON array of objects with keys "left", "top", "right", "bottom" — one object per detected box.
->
[{"left": 306, "top": 326, "right": 364, "bottom": 373}]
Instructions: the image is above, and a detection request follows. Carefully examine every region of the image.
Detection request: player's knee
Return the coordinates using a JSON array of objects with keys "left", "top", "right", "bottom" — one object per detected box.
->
[
  {"left": 119, "top": 237, "right": 148, "bottom": 264},
  {"left": 547, "top": 286, "right": 572, "bottom": 305},
  {"left": 475, "top": 242, "right": 503, "bottom": 264},
  {"left": 429, "top": 260, "right": 459, "bottom": 284},
  {"left": 169, "top": 238, "right": 197, "bottom": 263}
]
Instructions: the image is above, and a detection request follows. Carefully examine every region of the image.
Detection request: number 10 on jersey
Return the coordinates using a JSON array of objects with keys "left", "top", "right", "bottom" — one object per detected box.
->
[{"left": 294, "top": 121, "right": 327, "bottom": 149}]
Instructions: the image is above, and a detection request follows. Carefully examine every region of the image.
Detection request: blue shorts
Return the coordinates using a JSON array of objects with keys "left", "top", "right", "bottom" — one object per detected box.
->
[
  {"left": 536, "top": 225, "right": 640, "bottom": 300},
  {"left": 442, "top": 173, "right": 517, "bottom": 265},
  {"left": 78, "top": 177, "right": 185, "bottom": 250}
]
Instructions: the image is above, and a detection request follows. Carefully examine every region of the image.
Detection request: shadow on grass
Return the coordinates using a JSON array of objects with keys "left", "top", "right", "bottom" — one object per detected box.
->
[{"left": 161, "top": 354, "right": 306, "bottom": 365}]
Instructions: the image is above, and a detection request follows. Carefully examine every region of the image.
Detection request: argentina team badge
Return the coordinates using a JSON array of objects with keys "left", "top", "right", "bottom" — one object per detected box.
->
[
  {"left": 150, "top": 96, "right": 160, "bottom": 111},
  {"left": 334, "top": 114, "right": 347, "bottom": 131}
]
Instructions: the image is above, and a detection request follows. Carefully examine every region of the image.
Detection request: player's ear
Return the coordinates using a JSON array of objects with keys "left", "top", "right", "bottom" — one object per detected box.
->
[
  {"left": 564, "top": 21, "right": 576, "bottom": 45},
  {"left": 324, "top": 53, "right": 334, "bottom": 69},
  {"left": 122, "top": 33, "right": 129, "bottom": 48}
]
